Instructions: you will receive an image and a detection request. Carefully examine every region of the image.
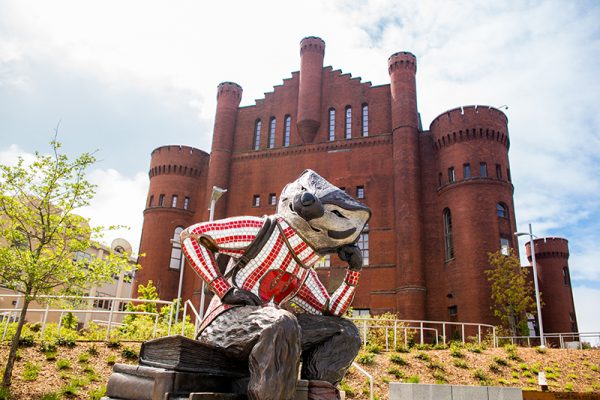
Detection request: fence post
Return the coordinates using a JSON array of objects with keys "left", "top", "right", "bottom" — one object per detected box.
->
[
  {"left": 385, "top": 326, "right": 389, "bottom": 351},
  {"left": 420, "top": 322, "right": 424, "bottom": 345},
  {"left": 478, "top": 325, "right": 482, "bottom": 344},
  {"left": 58, "top": 311, "right": 64, "bottom": 337},
  {"left": 442, "top": 323, "right": 446, "bottom": 345},
  {"left": 362, "top": 320, "right": 367, "bottom": 348},
  {"left": 404, "top": 327, "right": 408, "bottom": 347},
  {"left": 393, "top": 321, "right": 397, "bottom": 349},
  {"left": 461, "top": 324, "right": 465, "bottom": 344},
  {"left": 181, "top": 305, "right": 188, "bottom": 336},
  {"left": 105, "top": 300, "right": 116, "bottom": 341},
  {"left": 493, "top": 326, "right": 497, "bottom": 347},
  {"left": 153, "top": 314, "right": 159, "bottom": 338},
  {"left": 167, "top": 301, "right": 174, "bottom": 336},
  {"left": 40, "top": 304, "right": 50, "bottom": 337}
]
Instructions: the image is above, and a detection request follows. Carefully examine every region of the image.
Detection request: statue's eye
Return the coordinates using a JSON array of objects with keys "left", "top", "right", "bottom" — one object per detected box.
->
[
  {"left": 332, "top": 210, "right": 347, "bottom": 219},
  {"left": 301, "top": 186, "right": 307, "bottom": 191}
]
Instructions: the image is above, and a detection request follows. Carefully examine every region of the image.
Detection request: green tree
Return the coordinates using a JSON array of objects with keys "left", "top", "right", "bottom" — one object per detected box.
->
[
  {"left": 0, "top": 139, "right": 132, "bottom": 388},
  {"left": 485, "top": 249, "right": 537, "bottom": 336}
]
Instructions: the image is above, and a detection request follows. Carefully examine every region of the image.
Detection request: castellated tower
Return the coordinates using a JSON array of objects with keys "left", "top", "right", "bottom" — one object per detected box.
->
[
  {"left": 135, "top": 145, "right": 209, "bottom": 302},
  {"left": 526, "top": 238, "right": 578, "bottom": 334},
  {"left": 133, "top": 36, "right": 575, "bottom": 331},
  {"left": 388, "top": 52, "right": 426, "bottom": 319}
]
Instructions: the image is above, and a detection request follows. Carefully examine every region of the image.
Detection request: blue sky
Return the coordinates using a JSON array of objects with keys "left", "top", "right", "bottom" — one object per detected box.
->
[{"left": 1, "top": 0, "right": 599, "bottom": 336}]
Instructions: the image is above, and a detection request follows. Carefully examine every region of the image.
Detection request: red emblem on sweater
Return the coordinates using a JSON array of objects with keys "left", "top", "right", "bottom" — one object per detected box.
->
[{"left": 258, "top": 270, "right": 300, "bottom": 303}]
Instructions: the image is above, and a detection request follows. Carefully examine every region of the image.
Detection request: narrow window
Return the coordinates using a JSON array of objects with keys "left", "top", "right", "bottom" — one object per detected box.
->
[
  {"left": 283, "top": 115, "right": 291, "bottom": 147},
  {"left": 268, "top": 117, "right": 276, "bottom": 148},
  {"left": 171, "top": 195, "right": 178, "bottom": 208},
  {"left": 356, "top": 186, "right": 365, "bottom": 199},
  {"left": 500, "top": 237, "right": 510, "bottom": 255},
  {"left": 480, "top": 162, "right": 488, "bottom": 177},
  {"left": 253, "top": 119, "right": 262, "bottom": 150},
  {"left": 314, "top": 254, "right": 331, "bottom": 268},
  {"left": 357, "top": 226, "right": 369, "bottom": 265},
  {"left": 448, "top": 167, "right": 456, "bottom": 183},
  {"left": 158, "top": 194, "right": 165, "bottom": 207},
  {"left": 169, "top": 227, "right": 184, "bottom": 270},
  {"left": 507, "top": 168, "right": 511, "bottom": 182},
  {"left": 448, "top": 305, "right": 458, "bottom": 317},
  {"left": 328, "top": 108, "right": 336, "bottom": 141},
  {"left": 443, "top": 208, "right": 454, "bottom": 260},
  {"left": 438, "top": 173, "right": 443, "bottom": 187},
  {"left": 570, "top": 312, "right": 577, "bottom": 332},
  {"left": 563, "top": 267, "right": 570, "bottom": 286},
  {"left": 148, "top": 195, "right": 154, "bottom": 207},
  {"left": 183, "top": 197, "right": 190, "bottom": 210},
  {"left": 496, "top": 202, "right": 508, "bottom": 218},
  {"left": 361, "top": 103, "right": 369, "bottom": 136},
  {"left": 496, "top": 164, "right": 502, "bottom": 179},
  {"left": 345, "top": 106, "right": 352, "bottom": 139},
  {"left": 352, "top": 309, "right": 371, "bottom": 317},
  {"left": 269, "top": 193, "right": 277, "bottom": 205},
  {"left": 463, "top": 163, "right": 471, "bottom": 179},
  {"left": 252, "top": 195, "right": 260, "bottom": 207}
]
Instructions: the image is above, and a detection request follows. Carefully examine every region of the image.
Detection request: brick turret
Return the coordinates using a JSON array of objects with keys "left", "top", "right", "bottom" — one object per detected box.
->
[
  {"left": 204, "top": 82, "right": 243, "bottom": 220},
  {"left": 297, "top": 36, "right": 325, "bottom": 143},
  {"left": 388, "top": 51, "right": 426, "bottom": 319},
  {"left": 429, "top": 105, "right": 515, "bottom": 324},
  {"left": 135, "top": 145, "right": 210, "bottom": 301},
  {"left": 526, "top": 237, "right": 578, "bottom": 334}
]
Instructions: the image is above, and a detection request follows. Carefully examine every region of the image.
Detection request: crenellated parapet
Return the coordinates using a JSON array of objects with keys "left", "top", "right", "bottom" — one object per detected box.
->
[
  {"left": 526, "top": 237, "right": 570, "bottom": 260},
  {"left": 430, "top": 106, "right": 509, "bottom": 151},
  {"left": 388, "top": 51, "right": 417, "bottom": 74},
  {"left": 149, "top": 145, "right": 209, "bottom": 178},
  {"left": 300, "top": 36, "right": 325, "bottom": 55},
  {"left": 217, "top": 81, "right": 243, "bottom": 102}
]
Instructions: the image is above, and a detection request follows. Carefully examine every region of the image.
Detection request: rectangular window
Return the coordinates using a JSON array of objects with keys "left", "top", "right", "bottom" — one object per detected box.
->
[
  {"left": 356, "top": 186, "right": 365, "bottom": 199},
  {"left": 345, "top": 106, "right": 352, "bottom": 139},
  {"left": 283, "top": 115, "right": 291, "bottom": 147},
  {"left": 480, "top": 162, "right": 488, "bottom": 177},
  {"left": 500, "top": 237, "right": 510, "bottom": 255},
  {"left": 507, "top": 168, "right": 511, "bottom": 182},
  {"left": 357, "top": 230, "right": 369, "bottom": 266},
  {"left": 148, "top": 195, "right": 154, "bottom": 207},
  {"left": 314, "top": 254, "right": 331, "bottom": 268},
  {"left": 361, "top": 104, "right": 368, "bottom": 136},
  {"left": 352, "top": 309, "right": 371, "bottom": 318},
  {"left": 183, "top": 197, "right": 190, "bottom": 210},
  {"left": 268, "top": 117, "right": 276, "bottom": 148},
  {"left": 158, "top": 194, "right": 165, "bottom": 206},
  {"left": 329, "top": 109, "right": 335, "bottom": 141},
  {"left": 448, "top": 167, "right": 456, "bottom": 183},
  {"left": 169, "top": 246, "right": 182, "bottom": 269},
  {"left": 496, "top": 164, "right": 502, "bottom": 179},
  {"left": 253, "top": 195, "right": 260, "bottom": 207},
  {"left": 171, "top": 195, "right": 178, "bottom": 208},
  {"left": 463, "top": 163, "right": 471, "bottom": 179},
  {"left": 448, "top": 305, "right": 458, "bottom": 317},
  {"left": 269, "top": 193, "right": 277, "bottom": 205}
]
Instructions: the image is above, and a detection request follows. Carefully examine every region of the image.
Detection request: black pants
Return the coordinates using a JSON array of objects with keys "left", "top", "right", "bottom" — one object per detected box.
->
[{"left": 198, "top": 306, "right": 361, "bottom": 400}]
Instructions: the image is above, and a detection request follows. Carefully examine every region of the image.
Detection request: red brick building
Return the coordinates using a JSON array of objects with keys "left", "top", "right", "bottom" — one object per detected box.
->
[{"left": 134, "top": 37, "right": 577, "bottom": 331}]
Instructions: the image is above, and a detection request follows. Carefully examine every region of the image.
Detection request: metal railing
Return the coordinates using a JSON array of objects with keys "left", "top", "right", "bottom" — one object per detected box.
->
[
  {"left": 497, "top": 332, "right": 600, "bottom": 349},
  {"left": 350, "top": 317, "right": 496, "bottom": 350},
  {"left": 0, "top": 293, "right": 176, "bottom": 341},
  {"left": 351, "top": 362, "right": 374, "bottom": 400}
]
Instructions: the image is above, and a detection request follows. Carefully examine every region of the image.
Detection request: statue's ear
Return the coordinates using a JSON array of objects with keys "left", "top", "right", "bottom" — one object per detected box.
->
[{"left": 299, "top": 169, "right": 314, "bottom": 178}]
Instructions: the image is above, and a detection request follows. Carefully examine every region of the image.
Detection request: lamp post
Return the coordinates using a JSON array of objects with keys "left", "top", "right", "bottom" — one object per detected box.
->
[
  {"left": 173, "top": 234, "right": 186, "bottom": 324},
  {"left": 199, "top": 186, "right": 227, "bottom": 320},
  {"left": 515, "top": 223, "right": 545, "bottom": 348}
]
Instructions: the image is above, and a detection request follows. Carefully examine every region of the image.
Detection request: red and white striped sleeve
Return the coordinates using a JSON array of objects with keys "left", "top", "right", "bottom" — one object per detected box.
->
[
  {"left": 328, "top": 269, "right": 361, "bottom": 316},
  {"left": 181, "top": 216, "right": 264, "bottom": 298}
]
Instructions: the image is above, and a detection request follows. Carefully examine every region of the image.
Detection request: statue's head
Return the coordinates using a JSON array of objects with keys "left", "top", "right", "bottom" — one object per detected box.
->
[{"left": 278, "top": 169, "right": 371, "bottom": 253}]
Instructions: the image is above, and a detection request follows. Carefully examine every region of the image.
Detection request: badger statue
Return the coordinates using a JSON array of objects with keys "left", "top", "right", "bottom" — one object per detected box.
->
[{"left": 181, "top": 169, "right": 371, "bottom": 400}]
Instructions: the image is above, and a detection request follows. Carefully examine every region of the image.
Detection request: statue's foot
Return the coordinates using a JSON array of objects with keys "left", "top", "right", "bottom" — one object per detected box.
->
[{"left": 307, "top": 380, "right": 340, "bottom": 400}]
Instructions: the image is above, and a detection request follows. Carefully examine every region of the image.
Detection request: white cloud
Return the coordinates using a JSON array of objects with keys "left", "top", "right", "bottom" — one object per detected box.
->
[
  {"left": 0, "top": 144, "right": 36, "bottom": 166},
  {"left": 572, "top": 286, "right": 600, "bottom": 346}
]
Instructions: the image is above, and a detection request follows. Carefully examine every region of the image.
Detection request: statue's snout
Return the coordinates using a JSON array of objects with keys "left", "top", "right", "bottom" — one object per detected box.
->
[{"left": 293, "top": 192, "right": 324, "bottom": 221}]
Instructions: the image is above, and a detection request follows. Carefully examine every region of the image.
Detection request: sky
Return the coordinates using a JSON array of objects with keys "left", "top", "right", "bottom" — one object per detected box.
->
[{"left": 1, "top": 0, "right": 599, "bottom": 338}]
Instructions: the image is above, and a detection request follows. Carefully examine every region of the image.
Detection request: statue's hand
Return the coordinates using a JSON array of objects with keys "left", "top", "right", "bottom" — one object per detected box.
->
[
  {"left": 221, "top": 288, "right": 262, "bottom": 306},
  {"left": 337, "top": 244, "right": 363, "bottom": 271}
]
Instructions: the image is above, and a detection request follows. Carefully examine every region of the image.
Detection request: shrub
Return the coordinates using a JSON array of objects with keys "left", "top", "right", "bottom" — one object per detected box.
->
[
  {"left": 15, "top": 349, "right": 22, "bottom": 361},
  {"left": 389, "top": 353, "right": 408, "bottom": 366},
  {"left": 427, "top": 361, "right": 445, "bottom": 371},
  {"left": 40, "top": 393, "right": 60, "bottom": 400},
  {"left": 61, "top": 383, "right": 79, "bottom": 397},
  {"left": 546, "top": 372, "right": 558, "bottom": 381},
  {"left": 535, "top": 346, "right": 547, "bottom": 354},
  {"left": 39, "top": 341, "right": 57, "bottom": 353},
  {"left": 78, "top": 353, "right": 90, "bottom": 363},
  {"left": 519, "top": 363, "right": 529, "bottom": 371},
  {"left": 45, "top": 351, "right": 57, "bottom": 361},
  {"left": 493, "top": 357, "right": 509, "bottom": 366},
  {"left": 565, "top": 383, "right": 574, "bottom": 392},
  {"left": 121, "top": 346, "right": 139, "bottom": 360},
  {"left": 468, "top": 345, "right": 483, "bottom": 354},
  {"left": 511, "top": 371, "right": 519, "bottom": 379},
  {"left": 0, "top": 387, "right": 10, "bottom": 400},
  {"left": 450, "top": 347, "right": 464, "bottom": 358},
  {"left": 433, "top": 370, "right": 446, "bottom": 383},
  {"left": 414, "top": 343, "right": 432, "bottom": 351},
  {"left": 453, "top": 359, "right": 468, "bottom": 369},
  {"left": 23, "top": 362, "right": 41, "bottom": 381},
  {"left": 414, "top": 352, "right": 430, "bottom": 362},
  {"left": 87, "top": 344, "right": 100, "bottom": 356},
  {"left": 489, "top": 363, "right": 501, "bottom": 374},
  {"left": 433, "top": 343, "right": 448, "bottom": 350},
  {"left": 406, "top": 375, "right": 420, "bottom": 383},
  {"left": 473, "top": 369, "right": 489, "bottom": 383},
  {"left": 339, "top": 379, "right": 355, "bottom": 397},
  {"left": 56, "top": 359, "right": 71, "bottom": 370},
  {"left": 19, "top": 335, "right": 35, "bottom": 347},
  {"left": 387, "top": 367, "right": 405, "bottom": 379},
  {"left": 522, "top": 371, "right": 532, "bottom": 378},
  {"left": 106, "top": 339, "right": 121, "bottom": 349},
  {"left": 56, "top": 336, "right": 76, "bottom": 347},
  {"left": 498, "top": 378, "right": 510, "bottom": 385},
  {"left": 567, "top": 373, "right": 577, "bottom": 380},
  {"left": 591, "top": 365, "right": 599, "bottom": 372},
  {"left": 89, "top": 386, "right": 107, "bottom": 400},
  {"left": 395, "top": 345, "right": 410, "bottom": 353},
  {"left": 366, "top": 343, "right": 382, "bottom": 354},
  {"left": 356, "top": 352, "right": 375, "bottom": 365},
  {"left": 531, "top": 363, "right": 541, "bottom": 374},
  {"left": 106, "top": 355, "right": 117, "bottom": 365}
]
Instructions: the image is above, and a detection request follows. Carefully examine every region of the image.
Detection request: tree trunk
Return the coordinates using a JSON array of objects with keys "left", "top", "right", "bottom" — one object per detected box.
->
[{"left": 1, "top": 298, "right": 31, "bottom": 388}]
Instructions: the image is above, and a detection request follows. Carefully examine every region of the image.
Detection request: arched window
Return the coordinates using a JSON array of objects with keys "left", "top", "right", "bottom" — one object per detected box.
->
[
  {"left": 169, "top": 227, "right": 184, "bottom": 270},
  {"left": 563, "top": 267, "right": 570, "bottom": 286},
  {"left": 328, "top": 108, "right": 336, "bottom": 141},
  {"left": 361, "top": 103, "right": 369, "bottom": 136},
  {"left": 148, "top": 195, "right": 154, "bottom": 207},
  {"left": 253, "top": 119, "right": 262, "bottom": 150},
  {"left": 268, "top": 117, "right": 276, "bottom": 148},
  {"left": 345, "top": 106, "right": 352, "bottom": 139},
  {"left": 283, "top": 115, "right": 291, "bottom": 147},
  {"left": 496, "top": 203, "right": 508, "bottom": 218},
  {"left": 443, "top": 208, "right": 454, "bottom": 260}
]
